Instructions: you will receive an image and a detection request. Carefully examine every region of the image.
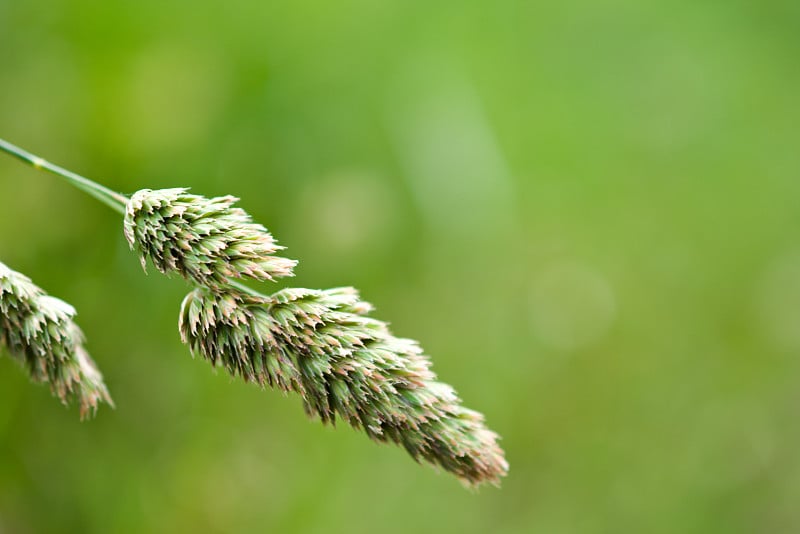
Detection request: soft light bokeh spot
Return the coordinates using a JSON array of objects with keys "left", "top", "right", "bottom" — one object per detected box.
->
[
  {"left": 530, "top": 261, "right": 616, "bottom": 351},
  {"left": 119, "top": 42, "right": 230, "bottom": 154},
  {"left": 756, "top": 251, "right": 800, "bottom": 352}
]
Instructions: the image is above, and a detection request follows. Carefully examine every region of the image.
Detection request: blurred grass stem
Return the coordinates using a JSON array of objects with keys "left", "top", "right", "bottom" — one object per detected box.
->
[{"left": 0, "top": 138, "right": 128, "bottom": 215}]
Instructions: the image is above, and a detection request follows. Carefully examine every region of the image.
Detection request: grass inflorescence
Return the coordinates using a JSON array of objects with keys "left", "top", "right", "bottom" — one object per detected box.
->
[
  {"left": 0, "top": 137, "right": 508, "bottom": 487},
  {"left": 0, "top": 261, "right": 113, "bottom": 418},
  {"left": 124, "top": 188, "right": 297, "bottom": 286},
  {"left": 180, "top": 284, "right": 508, "bottom": 486}
]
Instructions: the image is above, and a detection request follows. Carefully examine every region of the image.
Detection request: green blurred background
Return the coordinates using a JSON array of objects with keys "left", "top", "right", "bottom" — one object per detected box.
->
[{"left": 1, "top": 1, "right": 799, "bottom": 532}]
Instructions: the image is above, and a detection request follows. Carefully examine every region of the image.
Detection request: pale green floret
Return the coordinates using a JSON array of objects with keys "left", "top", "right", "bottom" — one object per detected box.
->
[
  {"left": 0, "top": 262, "right": 113, "bottom": 418},
  {"left": 124, "top": 188, "right": 297, "bottom": 287},
  {"left": 179, "top": 285, "right": 508, "bottom": 487}
]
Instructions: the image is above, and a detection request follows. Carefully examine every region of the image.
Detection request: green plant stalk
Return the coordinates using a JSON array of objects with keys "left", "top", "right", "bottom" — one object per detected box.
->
[{"left": 0, "top": 138, "right": 128, "bottom": 215}]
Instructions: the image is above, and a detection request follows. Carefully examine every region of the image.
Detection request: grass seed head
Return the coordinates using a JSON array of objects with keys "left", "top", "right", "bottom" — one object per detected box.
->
[
  {"left": 179, "top": 285, "right": 508, "bottom": 487},
  {"left": 0, "top": 261, "right": 113, "bottom": 418},
  {"left": 124, "top": 188, "right": 297, "bottom": 287}
]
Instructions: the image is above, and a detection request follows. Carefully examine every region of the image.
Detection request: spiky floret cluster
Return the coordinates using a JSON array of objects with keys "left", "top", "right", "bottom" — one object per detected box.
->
[
  {"left": 123, "top": 187, "right": 507, "bottom": 486},
  {"left": 124, "top": 188, "right": 297, "bottom": 287},
  {"left": 0, "top": 139, "right": 507, "bottom": 487},
  {"left": 0, "top": 262, "right": 112, "bottom": 418},
  {"left": 179, "top": 285, "right": 508, "bottom": 486}
]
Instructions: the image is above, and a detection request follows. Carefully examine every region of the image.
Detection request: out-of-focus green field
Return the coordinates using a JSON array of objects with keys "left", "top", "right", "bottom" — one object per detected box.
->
[{"left": 1, "top": 1, "right": 799, "bottom": 532}]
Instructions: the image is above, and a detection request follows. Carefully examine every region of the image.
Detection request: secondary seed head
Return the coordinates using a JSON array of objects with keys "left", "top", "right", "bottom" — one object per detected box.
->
[
  {"left": 124, "top": 188, "right": 297, "bottom": 287},
  {"left": 0, "top": 262, "right": 113, "bottom": 418},
  {"left": 179, "top": 285, "right": 508, "bottom": 487}
]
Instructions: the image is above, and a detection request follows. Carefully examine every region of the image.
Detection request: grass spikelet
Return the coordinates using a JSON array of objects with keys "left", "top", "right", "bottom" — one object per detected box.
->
[
  {"left": 0, "top": 262, "right": 113, "bottom": 418},
  {"left": 124, "top": 188, "right": 297, "bottom": 287},
  {"left": 179, "top": 285, "right": 508, "bottom": 487}
]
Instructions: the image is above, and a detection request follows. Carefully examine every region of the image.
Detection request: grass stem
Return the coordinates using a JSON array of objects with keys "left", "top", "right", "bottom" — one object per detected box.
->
[{"left": 0, "top": 138, "right": 128, "bottom": 215}]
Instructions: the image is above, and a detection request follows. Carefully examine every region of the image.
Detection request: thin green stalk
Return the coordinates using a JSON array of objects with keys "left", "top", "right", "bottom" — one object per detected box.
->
[
  {"left": 0, "top": 138, "right": 128, "bottom": 215},
  {"left": 229, "top": 280, "right": 271, "bottom": 299}
]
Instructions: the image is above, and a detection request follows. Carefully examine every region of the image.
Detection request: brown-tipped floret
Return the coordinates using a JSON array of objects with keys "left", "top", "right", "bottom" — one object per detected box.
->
[
  {"left": 124, "top": 188, "right": 297, "bottom": 287},
  {"left": 0, "top": 262, "right": 113, "bottom": 418},
  {"left": 180, "top": 285, "right": 508, "bottom": 486}
]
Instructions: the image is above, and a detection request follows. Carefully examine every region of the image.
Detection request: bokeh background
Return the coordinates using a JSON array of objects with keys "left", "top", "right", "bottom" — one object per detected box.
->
[{"left": 1, "top": 1, "right": 799, "bottom": 532}]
